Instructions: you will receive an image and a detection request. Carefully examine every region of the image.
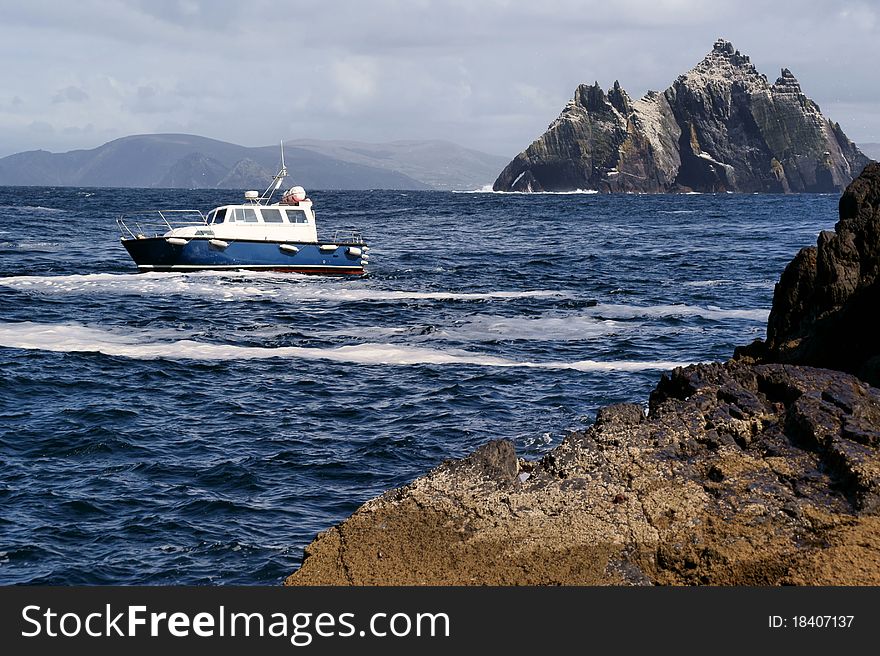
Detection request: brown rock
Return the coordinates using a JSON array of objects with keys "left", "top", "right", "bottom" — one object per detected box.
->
[{"left": 286, "top": 362, "right": 880, "bottom": 586}]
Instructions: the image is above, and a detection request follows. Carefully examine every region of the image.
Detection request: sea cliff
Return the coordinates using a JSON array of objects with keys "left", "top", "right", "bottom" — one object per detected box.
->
[
  {"left": 493, "top": 39, "right": 870, "bottom": 194},
  {"left": 285, "top": 163, "right": 880, "bottom": 586}
]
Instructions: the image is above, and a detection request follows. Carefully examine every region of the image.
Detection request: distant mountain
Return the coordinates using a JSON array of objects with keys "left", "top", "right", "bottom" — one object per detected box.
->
[
  {"left": 285, "top": 139, "right": 508, "bottom": 190},
  {"left": 494, "top": 39, "right": 870, "bottom": 193},
  {"left": 0, "top": 134, "right": 505, "bottom": 190},
  {"left": 860, "top": 143, "right": 880, "bottom": 161}
]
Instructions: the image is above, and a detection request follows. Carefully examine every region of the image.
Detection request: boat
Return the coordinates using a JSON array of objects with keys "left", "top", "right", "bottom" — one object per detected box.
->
[{"left": 116, "top": 146, "right": 368, "bottom": 275}]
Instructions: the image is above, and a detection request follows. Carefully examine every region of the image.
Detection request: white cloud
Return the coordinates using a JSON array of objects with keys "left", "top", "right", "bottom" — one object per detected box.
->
[
  {"left": 52, "top": 86, "right": 90, "bottom": 104},
  {"left": 329, "top": 56, "right": 379, "bottom": 114},
  {"left": 838, "top": 3, "right": 877, "bottom": 31}
]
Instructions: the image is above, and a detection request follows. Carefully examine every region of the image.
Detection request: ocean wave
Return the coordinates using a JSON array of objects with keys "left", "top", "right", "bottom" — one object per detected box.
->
[
  {"left": 683, "top": 279, "right": 732, "bottom": 287},
  {"left": 435, "top": 314, "right": 625, "bottom": 341},
  {"left": 316, "top": 314, "right": 625, "bottom": 342},
  {"left": 0, "top": 321, "right": 689, "bottom": 371},
  {"left": 0, "top": 205, "right": 66, "bottom": 213},
  {"left": 0, "top": 241, "right": 62, "bottom": 252},
  {"left": 591, "top": 303, "right": 769, "bottom": 322},
  {"left": 0, "top": 272, "right": 568, "bottom": 304},
  {"left": 456, "top": 186, "right": 599, "bottom": 195}
]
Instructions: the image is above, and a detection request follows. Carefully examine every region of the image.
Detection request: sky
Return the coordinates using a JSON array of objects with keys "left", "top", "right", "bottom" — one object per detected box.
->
[{"left": 0, "top": 0, "right": 878, "bottom": 158}]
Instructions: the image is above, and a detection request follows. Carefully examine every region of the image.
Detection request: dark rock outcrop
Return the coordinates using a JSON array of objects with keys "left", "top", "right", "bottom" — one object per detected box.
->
[
  {"left": 157, "top": 152, "right": 228, "bottom": 189},
  {"left": 285, "top": 165, "right": 880, "bottom": 586},
  {"left": 493, "top": 39, "right": 869, "bottom": 193},
  {"left": 215, "top": 158, "right": 275, "bottom": 190},
  {"left": 739, "top": 162, "right": 880, "bottom": 385}
]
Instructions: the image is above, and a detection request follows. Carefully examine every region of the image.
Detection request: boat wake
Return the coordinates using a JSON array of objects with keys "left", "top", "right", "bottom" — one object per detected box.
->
[
  {"left": 0, "top": 321, "right": 691, "bottom": 371},
  {"left": 0, "top": 272, "right": 570, "bottom": 304}
]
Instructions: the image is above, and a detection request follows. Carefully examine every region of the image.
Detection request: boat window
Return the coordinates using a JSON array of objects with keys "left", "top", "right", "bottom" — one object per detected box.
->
[
  {"left": 261, "top": 208, "right": 283, "bottom": 223},
  {"left": 233, "top": 207, "right": 258, "bottom": 223},
  {"left": 285, "top": 209, "right": 308, "bottom": 224},
  {"left": 212, "top": 208, "right": 227, "bottom": 224}
]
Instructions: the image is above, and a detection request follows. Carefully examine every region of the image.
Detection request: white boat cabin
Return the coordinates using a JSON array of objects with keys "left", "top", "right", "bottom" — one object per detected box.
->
[{"left": 167, "top": 190, "right": 319, "bottom": 243}]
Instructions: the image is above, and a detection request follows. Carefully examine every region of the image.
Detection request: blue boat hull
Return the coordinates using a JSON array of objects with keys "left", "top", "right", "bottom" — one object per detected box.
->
[{"left": 121, "top": 237, "right": 366, "bottom": 275}]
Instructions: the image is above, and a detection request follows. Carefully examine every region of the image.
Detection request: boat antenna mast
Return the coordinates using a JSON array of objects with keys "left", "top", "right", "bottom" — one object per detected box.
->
[{"left": 259, "top": 140, "right": 288, "bottom": 204}]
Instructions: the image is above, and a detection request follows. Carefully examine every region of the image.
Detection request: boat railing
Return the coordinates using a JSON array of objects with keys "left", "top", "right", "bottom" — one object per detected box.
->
[
  {"left": 117, "top": 210, "right": 207, "bottom": 239},
  {"left": 331, "top": 229, "right": 364, "bottom": 244}
]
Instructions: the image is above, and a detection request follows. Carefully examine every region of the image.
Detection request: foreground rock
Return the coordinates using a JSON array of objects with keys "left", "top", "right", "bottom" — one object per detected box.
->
[
  {"left": 287, "top": 363, "right": 880, "bottom": 585},
  {"left": 493, "top": 39, "right": 869, "bottom": 193}
]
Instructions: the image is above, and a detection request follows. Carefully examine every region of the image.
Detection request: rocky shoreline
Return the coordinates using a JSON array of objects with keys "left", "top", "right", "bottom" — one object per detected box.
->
[{"left": 285, "top": 164, "right": 880, "bottom": 586}]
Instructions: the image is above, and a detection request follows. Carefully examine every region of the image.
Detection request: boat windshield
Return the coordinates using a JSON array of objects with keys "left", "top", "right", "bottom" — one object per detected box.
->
[{"left": 211, "top": 208, "right": 227, "bottom": 224}]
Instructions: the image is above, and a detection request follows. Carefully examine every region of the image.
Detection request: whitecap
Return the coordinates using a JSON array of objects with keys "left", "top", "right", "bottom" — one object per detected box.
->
[
  {"left": 437, "top": 314, "right": 625, "bottom": 341},
  {"left": 454, "top": 187, "right": 599, "bottom": 195},
  {"left": 591, "top": 303, "right": 769, "bottom": 322},
  {"left": 317, "top": 314, "right": 625, "bottom": 342},
  {"left": 0, "top": 205, "right": 65, "bottom": 213},
  {"left": 683, "top": 280, "right": 731, "bottom": 287}
]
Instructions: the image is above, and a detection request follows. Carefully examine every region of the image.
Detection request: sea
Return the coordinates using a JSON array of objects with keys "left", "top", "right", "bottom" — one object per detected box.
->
[{"left": 0, "top": 187, "right": 838, "bottom": 584}]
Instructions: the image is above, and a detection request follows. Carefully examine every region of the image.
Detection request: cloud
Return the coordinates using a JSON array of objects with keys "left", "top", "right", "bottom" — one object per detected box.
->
[
  {"left": 28, "top": 120, "right": 55, "bottom": 134},
  {"left": 838, "top": 2, "right": 877, "bottom": 31},
  {"left": 62, "top": 124, "right": 95, "bottom": 135},
  {"left": 329, "top": 56, "right": 379, "bottom": 114},
  {"left": 126, "top": 85, "right": 183, "bottom": 114},
  {"left": 52, "top": 86, "right": 90, "bottom": 104}
]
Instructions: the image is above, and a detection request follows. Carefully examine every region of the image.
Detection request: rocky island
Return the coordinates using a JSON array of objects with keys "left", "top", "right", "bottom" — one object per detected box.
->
[
  {"left": 286, "top": 163, "right": 880, "bottom": 586},
  {"left": 493, "top": 39, "right": 870, "bottom": 193}
]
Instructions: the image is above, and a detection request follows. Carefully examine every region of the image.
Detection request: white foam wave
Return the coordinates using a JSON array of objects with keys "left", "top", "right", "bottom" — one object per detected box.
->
[
  {"left": 0, "top": 272, "right": 567, "bottom": 304},
  {"left": 0, "top": 241, "right": 62, "bottom": 252},
  {"left": 0, "top": 205, "right": 65, "bottom": 212},
  {"left": 441, "top": 314, "right": 625, "bottom": 341},
  {"left": 0, "top": 322, "right": 689, "bottom": 372},
  {"left": 683, "top": 280, "right": 731, "bottom": 287},
  {"left": 455, "top": 187, "right": 599, "bottom": 195},
  {"left": 593, "top": 303, "right": 769, "bottom": 322},
  {"left": 317, "top": 314, "right": 625, "bottom": 342}
]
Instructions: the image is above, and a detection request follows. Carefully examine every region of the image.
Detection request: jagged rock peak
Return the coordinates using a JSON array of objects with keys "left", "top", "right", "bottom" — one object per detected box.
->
[
  {"left": 574, "top": 81, "right": 613, "bottom": 113},
  {"left": 710, "top": 38, "right": 751, "bottom": 65},
  {"left": 684, "top": 37, "right": 767, "bottom": 91},
  {"left": 607, "top": 80, "right": 633, "bottom": 115},
  {"left": 772, "top": 67, "right": 803, "bottom": 94}
]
